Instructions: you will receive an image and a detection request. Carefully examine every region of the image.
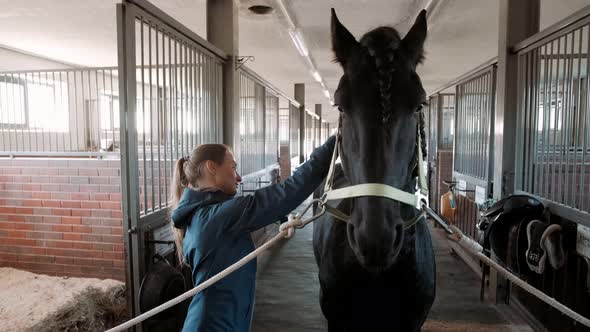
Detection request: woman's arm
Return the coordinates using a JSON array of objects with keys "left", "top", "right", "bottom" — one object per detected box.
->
[{"left": 227, "top": 136, "right": 336, "bottom": 234}]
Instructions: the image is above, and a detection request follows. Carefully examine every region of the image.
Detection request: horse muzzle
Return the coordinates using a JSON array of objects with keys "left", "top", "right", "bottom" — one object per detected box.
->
[{"left": 346, "top": 197, "right": 405, "bottom": 272}]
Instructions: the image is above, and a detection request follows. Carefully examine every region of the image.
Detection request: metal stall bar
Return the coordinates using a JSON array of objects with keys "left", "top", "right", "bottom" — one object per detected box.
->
[
  {"left": 0, "top": 67, "right": 120, "bottom": 157},
  {"left": 515, "top": 14, "right": 590, "bottom": 217},
  {"left": 453, "top": 65, "right": 496, "bottom": 189},
  {"left": 562, "top": 28, "right": 574, "bottom": 207},
  {"left": 581, "top": 24, "right": 590, "bottom": 212},
  {"left": 265, "top": 89, "right": 279, "bottom": 167},
  {"left": 428, "top": 94, "right": 439, "bottom": 159},
  {"left": 509, "top": 9, "right": 590, "bottom": 328},
  {"left": 237, "top": 67, "right": 291, "bottom": 190}
]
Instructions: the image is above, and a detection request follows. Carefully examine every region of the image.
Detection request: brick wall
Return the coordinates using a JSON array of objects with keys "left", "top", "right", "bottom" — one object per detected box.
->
[
  {"left": 0, "top": 158, "right": 125, "bottom": 281},
  {"left": 279, "top": 145, "right": 291, "bottom": 181},
  {"left": 454, "top": 194, "right": 479, "bottom": 239}
]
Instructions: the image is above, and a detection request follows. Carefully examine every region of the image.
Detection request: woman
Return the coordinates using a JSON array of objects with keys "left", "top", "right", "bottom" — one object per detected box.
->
[{"left": 169, "top": 136, "right": 335, "bottom": 331}]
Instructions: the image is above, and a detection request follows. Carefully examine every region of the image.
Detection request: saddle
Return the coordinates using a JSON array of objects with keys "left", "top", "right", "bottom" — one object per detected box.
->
[{"left": 476, "top": 195, "right": 565, "bottom": 276}]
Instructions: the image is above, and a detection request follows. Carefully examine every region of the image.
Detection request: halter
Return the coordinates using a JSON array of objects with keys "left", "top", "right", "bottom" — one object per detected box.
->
[{"left": 295, "top": 113, "right": 429, "bottom": 231}]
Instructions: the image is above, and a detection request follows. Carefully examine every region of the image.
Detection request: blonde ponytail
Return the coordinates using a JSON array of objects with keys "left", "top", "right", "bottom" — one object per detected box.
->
[
  {"left": 169, "top": 144, "right": 230, "bottom": 266},
  {"left": 170, "top": 157, "right": 189, "bottom": 266}
]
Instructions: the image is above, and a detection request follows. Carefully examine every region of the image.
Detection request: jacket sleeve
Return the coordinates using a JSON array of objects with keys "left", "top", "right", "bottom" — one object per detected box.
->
[{"left": 226, "top": 135, "right": 336, "bottom": 234}]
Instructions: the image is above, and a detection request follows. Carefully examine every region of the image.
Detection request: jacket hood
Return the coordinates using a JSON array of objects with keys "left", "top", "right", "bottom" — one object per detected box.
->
[{"left": 171, "top": 188, "right": 232, "bottom": 228}]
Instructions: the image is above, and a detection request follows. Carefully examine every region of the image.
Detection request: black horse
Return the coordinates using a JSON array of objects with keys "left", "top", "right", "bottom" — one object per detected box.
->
[{"left": 313, "top": 9, "right": 435, "bottom": 332}]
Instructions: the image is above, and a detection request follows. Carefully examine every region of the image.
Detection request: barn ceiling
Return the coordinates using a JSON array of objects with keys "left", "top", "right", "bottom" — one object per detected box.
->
[{"left": 0, "top": 0, "right": 589, "bottom": 123}]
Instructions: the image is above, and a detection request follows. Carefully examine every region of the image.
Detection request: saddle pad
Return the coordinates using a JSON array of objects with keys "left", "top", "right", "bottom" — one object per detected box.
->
[
  {"left": 541, "top": 224, "right": 565, "bottom": 270},
  {"left": 526, "top": 220, "right": 549, "bottom": 274}
]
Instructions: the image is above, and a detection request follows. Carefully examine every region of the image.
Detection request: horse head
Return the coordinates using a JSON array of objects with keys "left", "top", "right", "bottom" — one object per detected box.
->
[{"left": 331, "top": 8, "right": 428, "bottom": 272}]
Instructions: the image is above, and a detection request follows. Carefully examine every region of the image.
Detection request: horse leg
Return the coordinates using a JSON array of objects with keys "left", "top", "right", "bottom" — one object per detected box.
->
[{"left": 319, "top": 281, "right": 346, "bottom": 332}]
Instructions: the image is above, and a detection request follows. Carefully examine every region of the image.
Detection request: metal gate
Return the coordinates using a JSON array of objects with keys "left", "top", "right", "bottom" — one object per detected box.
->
[
  {"left": 426, "top": 93, "right": 455, "bottom": 213},
  {"left": 426, "top": 94, "right": 439, "bottom": 210},
  {"left": 512, "top": 10, "right": 590, "bottom": 330},
  {"left": 453, "top": 66, "right": 496, "bottom": 237},
  {"left": 454, "top": 66, "right": 496, "bottom": 192},
  {"left": 265, "top": 90, "right": 279, "bottom": 167},
  {"left": 0, "top": 67, "right": 119, "bottom": 157},
  {"left": 238, "top": 71, "right": 265, "bottom": 178},
  {"left": 289, "top": 102, "right": 300, "bottom": 167},
  {"left": 235, "top": 67, "right": 284, "bottom": 193},
  {"left": 117, "top": 0, "right": 225, "bottom": 322},
  {"left": 516, "top": 18, "right": 590, "bottom": 220}
]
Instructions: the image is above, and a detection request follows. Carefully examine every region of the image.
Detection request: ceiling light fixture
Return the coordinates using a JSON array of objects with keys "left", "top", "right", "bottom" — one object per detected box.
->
[
  {"left": 312, "top": 70, "right": 322, "bottom": 83},
  {"left": 275, "top": 0, "right": 296, "bottom": 29},
  {"left": 276, "top": 0, "right": 332, "bottom": 106},
  {"left": 288, "top": 29, "right": 309, "bottom": 57},
  {"left": 424, "top": 0, "right": 445, "bottom": 28}
]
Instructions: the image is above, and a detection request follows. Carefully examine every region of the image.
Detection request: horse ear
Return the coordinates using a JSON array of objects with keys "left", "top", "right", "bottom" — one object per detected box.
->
[
  {"left": 331, "top": 8, "right": 359, "bottom": 66},
  {"left": 401, "top": 9, "right": 427, "bottom": 66}
]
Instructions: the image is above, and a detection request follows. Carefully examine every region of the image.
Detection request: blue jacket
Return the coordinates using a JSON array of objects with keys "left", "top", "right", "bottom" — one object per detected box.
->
[{"left": 171, "top": 136, "right": 335, "bottom": 332}]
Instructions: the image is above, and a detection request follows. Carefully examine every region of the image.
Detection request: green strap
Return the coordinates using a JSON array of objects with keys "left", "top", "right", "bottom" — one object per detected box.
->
[
  {"left": 324, "top": 205, "right": 351, "bottom": 223},
  {"left": 323, "top": 131, "right": 341, "bottom": 193},
  {"left": 324, "top": 202, "right": 425, "bottom": 230},
  {"left": 403, "top": 211, "right": 425, "bottom": 230}
]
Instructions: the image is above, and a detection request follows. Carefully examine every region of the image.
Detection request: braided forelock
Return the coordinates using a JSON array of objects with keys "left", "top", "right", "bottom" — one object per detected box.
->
[
  {"left": 418, "top": 110, "right": 427, "bottom": 160},
  {"left": 368, "top": 45, "right": 427, "bottom": 177},
  {"left": 412, "top": 109, "right": 428, "bottom": 178},
  {"left": 366, "top": 45, "right": 396, "bottom": 123}
]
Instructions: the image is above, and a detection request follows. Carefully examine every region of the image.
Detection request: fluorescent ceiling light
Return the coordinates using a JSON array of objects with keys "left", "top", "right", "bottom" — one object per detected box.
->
[
  {"left": 288, "top": 29, "right": 308, "bottom": 57},
  {"left": 312, "top": 70, "right": 322, "bottom": 83},
  {"left": 275, "top": 0, "right": 296, "bottom": 29},
  {"left": 323, "top": 89, "right": 331, "bottom": 99}
]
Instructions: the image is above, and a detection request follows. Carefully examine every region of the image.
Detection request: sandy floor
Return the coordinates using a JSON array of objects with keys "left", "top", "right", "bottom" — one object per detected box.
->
[{"left": 0, "top": 267, "right": 123, "bottom": 332}]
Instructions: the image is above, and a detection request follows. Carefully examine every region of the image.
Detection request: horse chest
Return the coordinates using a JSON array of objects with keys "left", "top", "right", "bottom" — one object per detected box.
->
[{"left": 315, "top": 218, "right": 435, "bottom": 292}]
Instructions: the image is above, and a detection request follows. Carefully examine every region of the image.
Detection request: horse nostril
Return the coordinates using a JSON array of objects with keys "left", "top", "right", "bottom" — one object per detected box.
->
[{"left": 346, "top": 223, "right": 357, "bottom": 246}]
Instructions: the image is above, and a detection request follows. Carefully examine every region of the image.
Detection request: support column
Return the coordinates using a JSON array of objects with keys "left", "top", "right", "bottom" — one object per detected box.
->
[
  {"left": 295, "top": 83, "right": 305, "bottom": 163},
  {"left": 493, "top": 0, "right": 539, "bottom": 199},
  {"left": 490, "top": 0, "right": 539, "bottom": 304},
  {"left": 316, "top": 104, "right": 322, "bottom": 144},
  {"left": 207, "top": 0, "right": 239, "bottom": 150},
  {"left": 313, "top": 104, "right": 322, "bottom": 209}
]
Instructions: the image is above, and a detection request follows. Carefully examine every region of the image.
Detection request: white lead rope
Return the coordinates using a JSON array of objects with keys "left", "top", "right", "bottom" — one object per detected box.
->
[
  {"left": 107, "top": 118, "right": 429, "bottom": 332},
  {"left": 449, "top": 226, "right": 590, "bottom": 328},
  {"left": 105, "top": 215, "right": 306, "bottom": 332}
]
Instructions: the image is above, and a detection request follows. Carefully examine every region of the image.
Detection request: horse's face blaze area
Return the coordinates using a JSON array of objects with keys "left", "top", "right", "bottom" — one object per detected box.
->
[{"left": 331, "top": 8, "right": 427, "bottom": 272}]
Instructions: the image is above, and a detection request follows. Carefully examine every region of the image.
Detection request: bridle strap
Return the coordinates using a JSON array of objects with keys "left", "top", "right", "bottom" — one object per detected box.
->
[
  {"left": 324, "top": 183, "right": 417, "bottom": 207},
  {"left": 323, "top": 116, "right": 342, "bottom": 194},
  {"left": 321, "top": 113, "right": 429, "bottom": 229}
]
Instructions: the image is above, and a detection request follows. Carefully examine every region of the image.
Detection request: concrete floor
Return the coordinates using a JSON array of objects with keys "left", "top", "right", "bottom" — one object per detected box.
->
[{"left": 251, "top": 201, "right": 532, "bottom": 331}]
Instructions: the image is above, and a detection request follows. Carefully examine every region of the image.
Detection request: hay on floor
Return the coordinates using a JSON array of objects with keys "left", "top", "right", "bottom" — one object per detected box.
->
[{"left": 27, "top": 285, "right": 128, "bottom": 332}]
